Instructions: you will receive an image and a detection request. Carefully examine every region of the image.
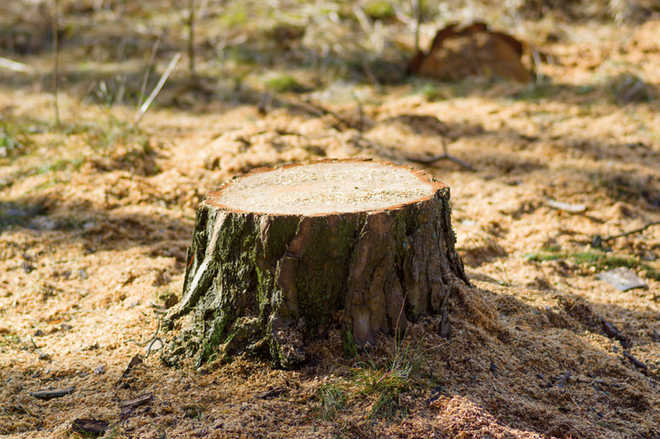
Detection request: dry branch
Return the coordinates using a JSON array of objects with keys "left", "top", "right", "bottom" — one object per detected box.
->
[
  {"left": 134, "top": 53, "right": 181, "bottom": 126},
  {"left": 602, "top": 221, "right": 660, "bottom": 243},
  {"left": 405, "top": 139, "right": 476, "bottom": 171},
  {"left": 0, "top": 57, "right": 32, "bottom": 73}
]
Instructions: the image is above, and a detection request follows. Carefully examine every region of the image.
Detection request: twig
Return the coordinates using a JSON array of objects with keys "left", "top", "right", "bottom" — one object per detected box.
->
[
  {"left": 348, "top": 134, "right": 397, "bottom": 161},
  {"left": 531, "top": 48, "right": 543, "bottom": 83},
  {"left": 601, "top": 318, "right": 630, "bottom": 349},
  {"left": 623, "top": 350, "right": 649, "bottom": 374},
  {"left": 601, "top": 221, "right": 660, "bottom": 243},
  {"left": 134, "top": 53, "right": 181, "bottom": 126},
  {"left": 351, "top": 92, "right": 364, "bottom": 132},
  {"left": 413, "top": 0, "right": 422, "bottom": 54},
  {"left": 0, "top": 57, "right": 32, "bottom": 73},
  {"left": 300, "top": 97, "right": 355, "bottom": 130},
  {"left": 30, "top": 386, "right": 74, "bottom": 400},
  {"left": 407, "top": 153, "right": 475, "bottom": 171},
  {"left": 406, "top": 139, "right": 476, "bottom": 171},
  {"left": 52, "top": 0, "right": 61, "bottom": 127},
  {"left": 127, "top": 318, "right": 163, "bottom": 358},
  {"left": 137, "top": 36, "right": 162, "bottom": 109},
  {"left": 188, "top": 0, "right": 196, "bottom": 78}
]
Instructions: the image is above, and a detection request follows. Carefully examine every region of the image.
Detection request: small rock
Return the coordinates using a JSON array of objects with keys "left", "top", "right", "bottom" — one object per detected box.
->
[
  {"left": 22, "top": 262, "right": 35, "bottom": 273},
  {"left": 641, "top": 251, "right": 656, "bottom": 262},
  {"left": 597, "top": 267, "right": 647, "bottom": 291},
  {"left": 30, "top": 216, "right": 57, "bottom": 231},
  {"left": 78, "top": 269, "right": 88, "bottom": 280},
  {"left": 608, "top": 72, "right": 654, "bottom": 104},
  {"left": 94, "top": 364, "right": 106, "bottom": 375},
  {"left": 34, "top": 329, "right": 44, "bottom": 337}
]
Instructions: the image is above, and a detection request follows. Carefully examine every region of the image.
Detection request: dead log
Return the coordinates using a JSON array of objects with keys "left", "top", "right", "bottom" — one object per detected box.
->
[{"left": 164, "top": 159, "right": 468, "bottom": 368}]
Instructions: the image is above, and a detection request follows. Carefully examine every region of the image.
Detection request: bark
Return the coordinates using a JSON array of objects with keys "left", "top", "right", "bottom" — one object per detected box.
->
[{"left": 163, "top": 161, "right": 468, "bottom": 369}]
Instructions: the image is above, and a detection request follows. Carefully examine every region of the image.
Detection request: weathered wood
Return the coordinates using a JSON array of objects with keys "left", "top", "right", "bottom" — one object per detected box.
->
[
  {"left": 29, "top": 387, "right": 74, "bottom": 400},
  {"left": 71, "top": 419, "right": 109, "bottom": 437},
  {"left": 164, "top": 160, "right": 468, "bottom": 369},
  {"left": 120, "top": 393, "right": 154, "bottom": 418}
]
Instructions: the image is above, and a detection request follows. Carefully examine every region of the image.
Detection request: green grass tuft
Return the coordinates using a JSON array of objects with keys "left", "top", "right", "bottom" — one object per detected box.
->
[
  {"left": 510, "top": 82, "right": 562, "bottom": 101},
  {"left": 419, "top": 82, "right": 445, "bottom": 101},
  {"left": 317, "top": 384, "right": 346, "bottom": 420},
  {"left": 342, "top": 330, "right": 358, "bottom": 358},
  {"left": 525, "top": 249, "right": 660, "bottom": 280},
  {"left": 0, "top": 333, "right": 20, "bottom": 347},
  {"left": 220, "top": 6, "right": 248, "bottom": 28},
  {"left": 265, "top": 74, "right": 306, "bottom": 93},
  {"left": 363, "top": 1, "right": 395, "bottom": 20},
  {"left": 352, "top": 338, "right": 420, "bottom": 419}
]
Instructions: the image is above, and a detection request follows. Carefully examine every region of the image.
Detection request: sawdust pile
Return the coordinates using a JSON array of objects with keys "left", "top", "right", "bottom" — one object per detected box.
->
[
  {"left": 408, "top": 22, "right": 533, "bottom": 83},
  {"left": 0, "top": 4, "right": 659, "bottom": 438}
]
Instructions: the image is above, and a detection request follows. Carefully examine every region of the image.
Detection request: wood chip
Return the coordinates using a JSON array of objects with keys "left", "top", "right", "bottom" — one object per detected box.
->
[
  {"left": 121, "top": 354, "right": 144, "bottom": 378},
  {"left": 120, "top": 393, "right": 153, "bottom": 410},
  {"left": 120, "top": 393, "right": 153, "bottom": 418},
  {"left": 29, "top": 386, "right": 74, "bottom": 400},
  {"left": 71, "top": 418, "right": 109, "bottom": 436},
  {"left": 545, "top": 198, "right": 587, "bottom": 213}
]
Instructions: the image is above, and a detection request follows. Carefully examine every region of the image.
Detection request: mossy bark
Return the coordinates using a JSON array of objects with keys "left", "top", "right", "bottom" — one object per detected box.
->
[{"left": 163, "top": 186, "right": 467, "bottom": 369}]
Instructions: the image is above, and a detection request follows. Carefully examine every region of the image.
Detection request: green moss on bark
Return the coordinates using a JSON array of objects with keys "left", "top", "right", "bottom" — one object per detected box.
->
[{"left": 165, "top": 182, "right": 467, "bottom": 369}]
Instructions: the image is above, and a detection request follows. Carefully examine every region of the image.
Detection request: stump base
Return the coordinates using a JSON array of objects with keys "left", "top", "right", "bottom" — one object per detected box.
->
[{"left": 164, "top": 160, "right": 468, "bottom": 368}]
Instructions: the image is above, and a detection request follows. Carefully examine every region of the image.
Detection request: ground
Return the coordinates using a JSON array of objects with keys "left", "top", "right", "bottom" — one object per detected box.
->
[{"left": 0, "top": 1, "right": 659, "bottom": 438}]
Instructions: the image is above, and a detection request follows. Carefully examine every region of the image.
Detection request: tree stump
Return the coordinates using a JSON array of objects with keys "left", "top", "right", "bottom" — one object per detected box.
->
[{"left": 164, "top": 159, "right": 468, "bottom": 369}]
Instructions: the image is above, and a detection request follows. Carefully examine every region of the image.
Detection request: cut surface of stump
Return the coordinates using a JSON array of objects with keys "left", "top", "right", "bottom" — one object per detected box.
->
[{"left": 164, "top": 159, "right": 468, "bottom": 369}]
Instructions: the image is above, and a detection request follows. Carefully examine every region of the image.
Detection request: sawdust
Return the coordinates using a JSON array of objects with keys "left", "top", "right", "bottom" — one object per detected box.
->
[
  {"left": 0, "top": 4, "right": 659, "bottom": 439},
  {"left": 208, "top": 161, "right": 435, "bottom": 215}
]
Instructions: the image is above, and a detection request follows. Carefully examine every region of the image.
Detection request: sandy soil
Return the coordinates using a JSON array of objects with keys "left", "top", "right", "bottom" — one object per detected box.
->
[{"left": 1, "top": 2, "right": 659, "bottom": 438}]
